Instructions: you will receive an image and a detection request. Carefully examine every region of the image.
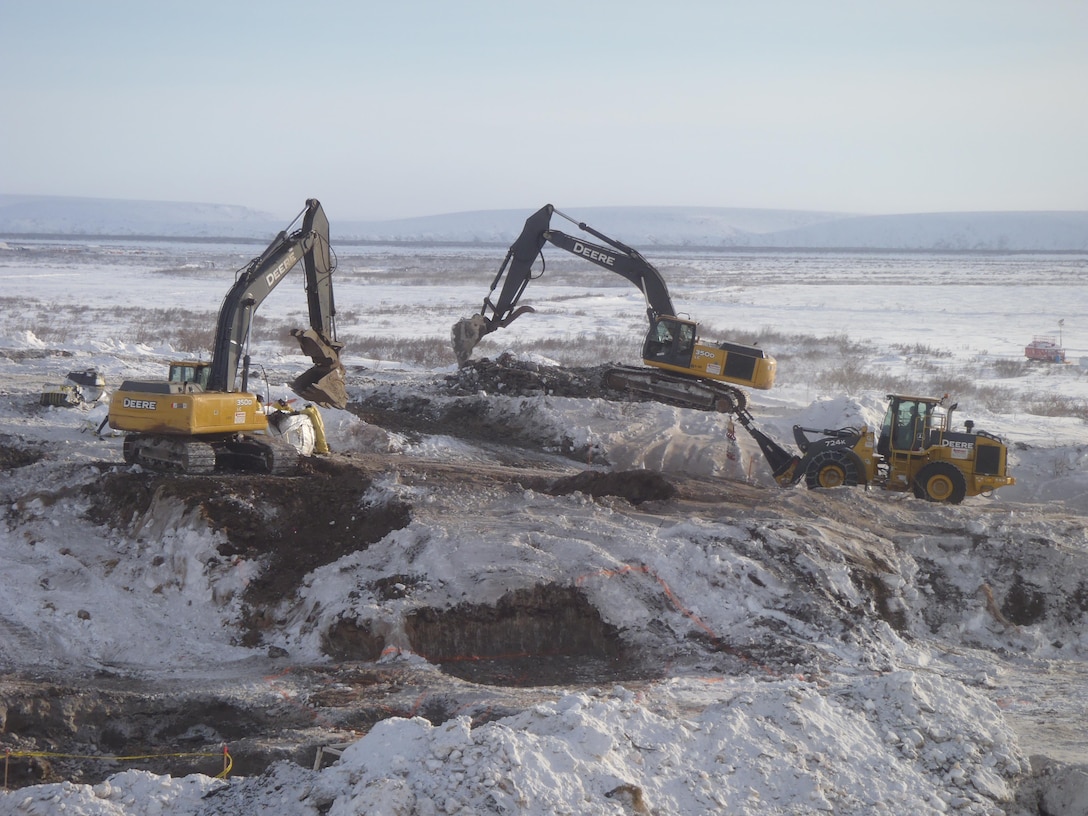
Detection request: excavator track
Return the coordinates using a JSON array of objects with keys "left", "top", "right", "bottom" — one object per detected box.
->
[
  {"left": 122, "top": 434, "right": 217, "bottom": 475},
  {"left": 603, "top": 365, "right": 749, "bottom": 415},
  {"left": 218, "top": 434, "right": 302, "bottom": 475},
  {"left": 121, "top": 433, "right": 300, "bottom": 475}
]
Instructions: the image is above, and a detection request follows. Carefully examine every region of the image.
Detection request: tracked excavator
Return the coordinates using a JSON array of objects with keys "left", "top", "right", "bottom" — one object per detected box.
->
[
  {"left": 452, "top": 204, "right": 776, "bottom": 416},
  {"left": 107, "top": 198, "right": 347, "bottom": 475}
]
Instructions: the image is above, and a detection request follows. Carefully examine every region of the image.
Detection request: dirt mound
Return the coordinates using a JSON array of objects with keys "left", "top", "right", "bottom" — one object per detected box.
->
[
  {"left": 83, "top": 456, "right": 412, "bottom": 644},
  {"left": 445, "top": 353, "right": 614, "bottom": 399},
  {"left": 547, "top": 469, "right": 677, "bottom": 505}
]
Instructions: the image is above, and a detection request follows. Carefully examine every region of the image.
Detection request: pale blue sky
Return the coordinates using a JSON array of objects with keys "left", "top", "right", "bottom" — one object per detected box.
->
[{"left": 2, "top": 1, "right": 1086, "bottom": 220}]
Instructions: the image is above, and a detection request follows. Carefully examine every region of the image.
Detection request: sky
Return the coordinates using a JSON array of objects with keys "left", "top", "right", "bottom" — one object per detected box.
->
[{"left": 2, "top": 0, "right": 1087, "bottom": 221}]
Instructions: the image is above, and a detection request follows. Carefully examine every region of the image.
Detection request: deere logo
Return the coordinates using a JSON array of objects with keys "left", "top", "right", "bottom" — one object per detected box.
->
[
  {"left": 571, "top": 241, "right": 616, "bottom": 267},
  {"left": 123, "top": 398, "right": 157, "bottom": 410}
]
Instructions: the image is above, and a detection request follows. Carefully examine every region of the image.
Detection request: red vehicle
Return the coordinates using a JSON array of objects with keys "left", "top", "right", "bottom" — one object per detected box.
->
[{"left": 1024, "top": 336, "right": 1066, "bottom": 363}]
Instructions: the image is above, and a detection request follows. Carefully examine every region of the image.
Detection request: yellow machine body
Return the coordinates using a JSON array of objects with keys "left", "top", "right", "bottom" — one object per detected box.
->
[
  {"left": 787, "top": 393, "right": 1014, "bottom": 503},
  {"left": 108, "top": 381, "right": 269, "bottom": 437},
  {"left": 641, "top": 316, "right": 776, "bottom": 391}
]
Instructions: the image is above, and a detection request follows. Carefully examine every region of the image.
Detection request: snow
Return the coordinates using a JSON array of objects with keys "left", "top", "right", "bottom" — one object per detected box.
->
[{"left": 2, "top": 237, "right": 1088, "bottom": 814}]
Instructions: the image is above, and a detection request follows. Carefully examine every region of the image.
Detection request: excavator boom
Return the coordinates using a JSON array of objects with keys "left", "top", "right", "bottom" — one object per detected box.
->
[
  {"left": 208, "top": 198, "right": 345, "bottom": 407},
  {"left": 452, "top": 204, "right": 679, "bottom": 367}
]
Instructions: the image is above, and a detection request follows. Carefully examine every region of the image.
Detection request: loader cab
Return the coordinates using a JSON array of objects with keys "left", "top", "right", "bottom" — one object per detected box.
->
[
  {"left": 168, "top": 361, "right": 212, "bottom": 392},
  {"left": 877, "top": 394, "right": 948, "bottom": 456},
  {"left": 642, "top": 316, "right": 696, "bottom": 367}
]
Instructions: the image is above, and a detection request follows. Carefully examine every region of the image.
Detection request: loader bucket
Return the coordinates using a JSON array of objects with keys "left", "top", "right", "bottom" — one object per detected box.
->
[
  {"left": 291, "top": 328, "right": 348, "bottom": 409},
  {"left": 743, "top": 425, "right": 802, "bottom": 486}
]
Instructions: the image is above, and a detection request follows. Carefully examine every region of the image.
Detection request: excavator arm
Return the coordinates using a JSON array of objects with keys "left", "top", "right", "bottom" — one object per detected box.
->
[
  {"left": 209, "top": 198, "right": 346, "bottom": 408},
  {"left": 452, "top": 204, "right": 677, "bottom": 366}
]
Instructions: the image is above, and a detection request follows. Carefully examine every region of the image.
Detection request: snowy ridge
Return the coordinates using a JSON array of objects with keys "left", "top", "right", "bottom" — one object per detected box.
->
[{"left": 2, "top": 194, "right": 1087, "bottom": 250}]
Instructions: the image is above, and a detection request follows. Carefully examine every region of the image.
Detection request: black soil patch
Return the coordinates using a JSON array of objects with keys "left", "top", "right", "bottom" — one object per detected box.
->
[
  {"left": 547, "top": 469, "right": 677, "bottom": 505},
  {"left": 1001, "top": 574, "right": 1047, "bottom": 626},
  {"left": 402, "top": 584, "right": 655, "bottom": 686},
  {"left": 322, "top": 617, "right": 388, "bottom": 663},
  {"left": 0, "top": 435, "right": 45, "bottom": 470},
  {"left": 445, "top": 354, "right": 614, "bottom": 399},
  {"left": 84, "top": 456, "right": 412, "bottom": 643}
]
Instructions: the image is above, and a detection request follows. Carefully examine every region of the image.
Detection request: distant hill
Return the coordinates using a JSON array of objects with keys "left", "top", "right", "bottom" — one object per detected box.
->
[
  {"left": 2, "top": 194, "right": 1086, "bottom": 251},
  {"left": 0, "top": 194, "right": 281, "bottom": 239}
]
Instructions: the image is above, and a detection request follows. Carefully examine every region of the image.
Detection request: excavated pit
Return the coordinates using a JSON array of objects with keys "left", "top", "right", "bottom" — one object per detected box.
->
[
  {"left": 0, "top": 434, "right": 45, "bottom": 471},
  {"left": 83, "top": 456, "right": 413, "bottom": 646},
  {"left": 0, "top": 681, "right": 304, "bottom": 786},
  {"left": 325, "top": 585, "right": 657, "bottom": 687}
]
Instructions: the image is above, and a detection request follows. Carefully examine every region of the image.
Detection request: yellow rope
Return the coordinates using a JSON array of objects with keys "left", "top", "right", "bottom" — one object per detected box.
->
[{"left": 3, "top": 746, "right": 233, "bottom": 786}]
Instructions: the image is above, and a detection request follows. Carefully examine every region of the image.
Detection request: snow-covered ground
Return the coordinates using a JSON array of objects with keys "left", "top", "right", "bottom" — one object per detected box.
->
[{"left": 1, "top": 238, "right": 1087, "bottom": 814}]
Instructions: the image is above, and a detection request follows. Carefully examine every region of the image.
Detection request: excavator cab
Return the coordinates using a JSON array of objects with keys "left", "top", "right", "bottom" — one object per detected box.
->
[
  {"left": 641, "top": 315, "right": 776, "bottom": 393},
  {"left": 108, "top": 199, "right": 346, "bottom": 475},
  {"left": 168, "top": 361, "right": 212, "bottom": 391},
  {"left": 642, "top": 316, "right": 697, "bottom": 367}
]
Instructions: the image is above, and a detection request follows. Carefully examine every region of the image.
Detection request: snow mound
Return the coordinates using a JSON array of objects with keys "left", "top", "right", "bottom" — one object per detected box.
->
[{"left": 1, "top": 677, "right": 1029, "bottom": 815}]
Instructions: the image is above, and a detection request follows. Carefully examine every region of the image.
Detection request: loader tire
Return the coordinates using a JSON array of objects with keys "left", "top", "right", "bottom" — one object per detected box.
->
[
  {"left": 913, "top": 462, "right": 967, "bottom": 504},
  {"left": 804, "top": 450, "right": 861, "bottom": 490}
]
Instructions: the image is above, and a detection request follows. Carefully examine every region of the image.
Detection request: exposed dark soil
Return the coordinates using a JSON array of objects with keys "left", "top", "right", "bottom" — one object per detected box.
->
[
  {"left": 83, "top": 456, "right": 414, "bottom": 646},
  {"left": 0, "top": 435, "right": 45, "bottom": 470},
  {"left": 0, "top": 679, "right": 303, "bottom": 784},
  {"left": 444, "top": 353, "right": 615, "bottom": 400},
  {"left": 546, "top": 469, "right": 677, "bottom": 505}
]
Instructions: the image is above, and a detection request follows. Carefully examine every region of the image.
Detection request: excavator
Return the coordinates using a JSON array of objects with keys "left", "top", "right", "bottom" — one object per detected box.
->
[
  {"left": 107, "top": 198, "right": 347, "bottom": 475},
  {"left": 451, "top": 204, "right": 776, "bottom": 416}
]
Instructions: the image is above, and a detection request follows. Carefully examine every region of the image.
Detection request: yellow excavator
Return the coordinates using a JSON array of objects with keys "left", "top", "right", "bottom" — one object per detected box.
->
[
  {"left": 451, "top": 204, "right": 775, "bottom": 416},
  {"left": 107, "top": 198, "right": 346, "bottom": 474}
]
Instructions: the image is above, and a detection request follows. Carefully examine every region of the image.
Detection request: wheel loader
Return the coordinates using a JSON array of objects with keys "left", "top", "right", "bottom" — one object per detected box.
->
[{"left": 744, "top": 393, "right": 1015, "bottom": 503}]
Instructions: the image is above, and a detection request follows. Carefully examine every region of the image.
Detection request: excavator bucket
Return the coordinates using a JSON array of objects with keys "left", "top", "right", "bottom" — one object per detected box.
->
[
  {"left": 451, "top": 306, "right": 536, "bottom": 367},
  {"left": 290, "top": 328, "right": 348, "bottom": 409},
  {"left": 451, "top": 314, "right": 490, "bottom": 367}
]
